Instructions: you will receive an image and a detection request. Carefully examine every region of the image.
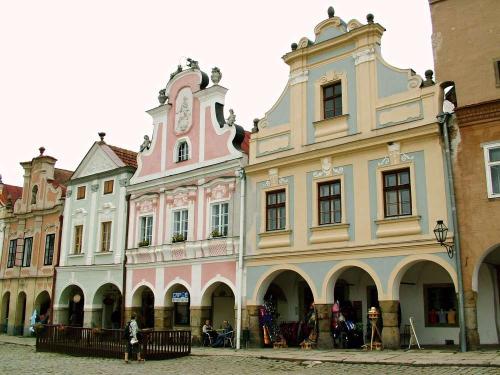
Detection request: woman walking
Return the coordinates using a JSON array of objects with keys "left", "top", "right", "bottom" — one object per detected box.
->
[{"left": 124, "top": 312, "right": 144, "bottom": 363}]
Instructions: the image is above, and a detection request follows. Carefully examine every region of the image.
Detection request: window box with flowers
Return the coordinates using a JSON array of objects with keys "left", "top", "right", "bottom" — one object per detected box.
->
[
  {"left": 138, "top": 240, "right": 150, "bottom": 248},
  {"left": 209, "top": 229, "right": 225, "bottom": 239},
  {"left": 172, "top": 233, "right": 186, "bottom": 243}
]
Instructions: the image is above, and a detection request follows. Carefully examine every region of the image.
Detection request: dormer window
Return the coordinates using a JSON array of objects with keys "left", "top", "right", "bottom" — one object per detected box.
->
[
  {"left": 177, "top": 141, "right": 189, "bottom": 162},
  {"left": 323, "top": 82, "right": 342, "bottom": 119},
  {"left": 31, "top": 185, "right": 38, "bottom": 204}
]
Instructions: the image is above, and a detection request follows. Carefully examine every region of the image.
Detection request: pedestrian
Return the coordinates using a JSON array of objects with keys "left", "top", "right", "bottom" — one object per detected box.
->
[{"left": 123, "top": 312, "right": 144, "bottom": 363}]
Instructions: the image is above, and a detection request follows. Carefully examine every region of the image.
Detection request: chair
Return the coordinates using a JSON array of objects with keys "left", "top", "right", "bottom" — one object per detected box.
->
[
  {"left": 223, "top": 331, "right": 234, "bottom": 348},
  {"left": 202, "top": 331, "right": 213, "bottom": 347}
]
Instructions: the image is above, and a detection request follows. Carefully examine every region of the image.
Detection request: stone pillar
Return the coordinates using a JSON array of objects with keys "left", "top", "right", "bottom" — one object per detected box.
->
[
  {"left": 464, "top": 290, "right": 480, "bottom": 350},
  {"left": 246, "top": 305, "right": 262, "bottom": 348},
  {"left": 154, "top": 307, "right": 166, "bottom": 330},
  {"left": 380, "top": 300, "right": 400, "bottom": 349},
  {"left": 190, "top": 307, "right": 210, "bottom": 345},
  {"left": 53, "top": 307, "right": 69, "bottom": 325},
  {"left": 315, "top": 304, "right": 332, "bottom": 349},
  {"left": 83, "top": 308, "right": 102, "bottom": 328},
  {"left": 164, "top": 307, "right": 173, "bottom": 329}
]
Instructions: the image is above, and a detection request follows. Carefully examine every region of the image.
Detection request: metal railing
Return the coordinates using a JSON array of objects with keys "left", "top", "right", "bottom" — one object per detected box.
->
[{"left": 36, "top": 325, "right": 191, "bottom": 360}]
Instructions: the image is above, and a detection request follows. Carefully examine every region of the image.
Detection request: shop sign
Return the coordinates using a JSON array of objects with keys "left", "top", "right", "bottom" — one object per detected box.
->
[{"left": 172, "top": 292, "right": 189, "bottom": 303}]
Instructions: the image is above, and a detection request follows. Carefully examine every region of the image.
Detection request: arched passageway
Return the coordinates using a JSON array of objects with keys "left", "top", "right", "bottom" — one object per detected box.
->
[
  {"left": 34, "top": 291, "right": 51, "bottom": 323},
  {"left": 59, "top": 285, "right": 85, "bottom": 327},
  {"left": 132, "top": 286, "right": 155, "bottom": 329},
  {"left": 164, "top": 284, "right": 190, "bottom": 329},
  {"left": 1, "top": 292, "right": 10, "bottom": 333},
  {"left": 92, "top": 283, "right": 122, "bottom": 329},
  {"left": 15, "top": 292, "right": 27, "bottom": 335},
  {"left": 200, "top": 282, "right": 235, "bottom": 330}
]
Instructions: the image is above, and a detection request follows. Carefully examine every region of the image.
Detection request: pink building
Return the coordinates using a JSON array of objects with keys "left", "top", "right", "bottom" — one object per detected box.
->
[{"left": 125, "top": 62, "right": 248, "bottom": 343}]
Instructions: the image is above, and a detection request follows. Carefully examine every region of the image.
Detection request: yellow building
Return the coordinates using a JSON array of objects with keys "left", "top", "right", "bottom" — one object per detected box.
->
[{"left": 243, "top": 8, "right": 457, "bottom": 349}]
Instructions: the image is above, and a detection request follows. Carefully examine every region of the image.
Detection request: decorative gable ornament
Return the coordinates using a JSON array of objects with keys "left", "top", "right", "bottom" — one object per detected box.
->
[
  {"left": 378, "top": 142, "right": 414, "bottom": 167},
  {"left": 175, "top": 88, "right": 193, "bottom": 134},
  {"left": 265, "top": 168, "right": 288, "bottom": 187},
  {"left": 313, "top": 157, "right": 344, "bottom": 178}
]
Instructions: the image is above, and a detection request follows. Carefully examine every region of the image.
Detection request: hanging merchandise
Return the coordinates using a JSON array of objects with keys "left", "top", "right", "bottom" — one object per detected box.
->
[{"left": 259, "top": 296, "right": 280, "bottom": 345}]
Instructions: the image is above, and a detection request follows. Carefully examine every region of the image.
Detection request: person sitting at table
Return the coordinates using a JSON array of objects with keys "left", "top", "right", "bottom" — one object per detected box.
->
[
  {"left": 202, "top": 319, "right": 217, "bottom": 345},
  {"left": 212, "top": 320, "right": 233, "bottom": 347}
]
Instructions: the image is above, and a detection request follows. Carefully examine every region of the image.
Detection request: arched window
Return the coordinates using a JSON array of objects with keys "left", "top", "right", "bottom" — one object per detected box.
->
[
  {"left": 31, "top": 185, "right": 38, "bottom": 204},
  {"left": 177, "top": 141, "right": 189, "bottom": 162}
]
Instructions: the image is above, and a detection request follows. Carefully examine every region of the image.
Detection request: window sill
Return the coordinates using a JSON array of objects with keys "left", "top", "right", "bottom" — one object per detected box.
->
[
  {"left": 258, "top": 229, "right": 292, "bottom": 249},
  {"left": 68, "top": 253, "right": 85, "bottom": 258},
  {"left": 309, "top": 223, "right": 350, "bottom": 244},
  {"left": 95, "top": 251, "right": 113, "bottom": 256},
  {"left": 375, "top": 215, "right": 421, "bottom": 238}
]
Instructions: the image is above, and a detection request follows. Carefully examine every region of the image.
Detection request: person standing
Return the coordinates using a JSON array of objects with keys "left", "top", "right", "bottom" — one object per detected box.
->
[{"left": 124, "top": 313, "right": 144, "bottom": 363}]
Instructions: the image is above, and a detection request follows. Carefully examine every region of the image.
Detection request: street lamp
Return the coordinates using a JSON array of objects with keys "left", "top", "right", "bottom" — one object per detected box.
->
[{"left": 433, "top": 220, "right": 454, "bottom": 258}]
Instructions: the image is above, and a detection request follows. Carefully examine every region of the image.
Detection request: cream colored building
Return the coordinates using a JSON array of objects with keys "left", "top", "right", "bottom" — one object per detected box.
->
[{"left": 243, "top": 8, "right": 457, "bottom": 349}]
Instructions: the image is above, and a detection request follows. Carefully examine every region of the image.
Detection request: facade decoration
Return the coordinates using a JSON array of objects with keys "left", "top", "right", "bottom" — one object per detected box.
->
[
  {"left": 125, "top": 60, "right": 249, "bottom": 344},
  {"left": 244, "top": 7, "right": 455, "bottom": 350},
  {"left": 53, "top": 135, "right": 137, "bottom": 329},
  {"left": 0, "top": 148, "right": 71, "bottom": 335},
  {"left": 211, "top": 67, "right": 222, "bottom": 85}
]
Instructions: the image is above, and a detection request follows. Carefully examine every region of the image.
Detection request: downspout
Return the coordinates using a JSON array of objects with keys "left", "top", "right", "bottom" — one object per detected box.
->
[
  {"left": 49, "top": 214, "right": 63, "bottom": 324},
  {"left": 121, "top": 193, "right": 131, "bottom": 327},
  {"left": 438, "top": 112, "right": 467, "bottom": 352},
  {"left": 235, "top": 168, "right": 245, "bottom": 350}
]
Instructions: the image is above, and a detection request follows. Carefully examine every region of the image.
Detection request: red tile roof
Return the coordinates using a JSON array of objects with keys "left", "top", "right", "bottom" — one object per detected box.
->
[
  {"left": 0, "top": 184, "right": 23, "bottom": 207},
  {"left": 54, "top": 168, "right": 73, "bottom": 185},
  {"left": 108, "top": 144, "right": 138, "bottom": 168},
  {"left": 240, "top": 131, "right": 251, "bottom": 154}
]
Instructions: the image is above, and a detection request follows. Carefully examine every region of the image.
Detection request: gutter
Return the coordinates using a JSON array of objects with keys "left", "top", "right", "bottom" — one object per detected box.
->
[
  {"left": 437, "top": 112, "right": 467, "bottom": 352},
  {"left": 49, "top": 214, "right": 63, "bottom": 324},
  {"left": 235, "top": 168, "right": 245, "bottom": 350},
  {"left": 121, "top": 193, "right": 131, "bottom": 327}
]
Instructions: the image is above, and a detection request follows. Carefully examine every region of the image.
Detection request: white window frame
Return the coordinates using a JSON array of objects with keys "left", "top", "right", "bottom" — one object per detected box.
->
[
  {"left": 173, "top": 209, "right": 189, "bottom": 241},
  {"left": 484, "top": 142, "right": 500, "bottom": 198},
  {"left": 173, "top": 137, "right": 192, "bottom": 163},
  {"left": 100, "top": 221, "right": 112, "bottom": 252},
  {"left": 211, "top": 202, "right": 229, "bottom": 237},
  {"left": 73, "top": 225, "right": 84, "bottom": 255},
  {"left": 140, "top": 215, "right": 153, "bottom": 245}
]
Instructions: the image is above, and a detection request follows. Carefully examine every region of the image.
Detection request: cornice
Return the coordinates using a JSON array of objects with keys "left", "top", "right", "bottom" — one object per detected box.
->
[{"left": 455, "top": 99, "right": 500, "bottom": 127}]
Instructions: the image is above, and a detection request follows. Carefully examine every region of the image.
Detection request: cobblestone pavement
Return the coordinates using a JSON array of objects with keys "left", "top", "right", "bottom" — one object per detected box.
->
[{"left": 1, "top": 343, "right": 500, "bottom": 375}]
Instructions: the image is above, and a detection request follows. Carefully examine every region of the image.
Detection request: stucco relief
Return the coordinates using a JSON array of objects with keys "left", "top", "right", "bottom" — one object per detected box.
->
[
  {"left": 97, "top": 202, "right": 116, "bottom": 216},
  {"left": 264, "top": 168, "right": 288, "bottom": 187},
  {"left": 172, "top": 193, "right": 188, "bottom": 208},
  {"left": 378, "top": 101, "right": 422, "bottom": 127},
  {"left": 211, "top": 184, "right": 228, "bottom": 200},
  {"left": 353, "top": 48, "right": 375, "bottom": 65},
  {"left": 378, "top": 143, "right": 414, "bottom": 167},
  {"left": 79, "top": 150, "right": 116, "bottom": 177},
  {"left": 312, "top": 157, "right": 345, "bottom": 178},
  {"left": 175, "top": 87, "right": 193, "bottom": 134},
  {"left": 137, "top": 199, "right": 156, "bottom": 213},
  {"left": 72, "top": 208, "right": 88, "bottom": 219},
  {"left": 347, "top": 19, "right": 362, "bottom": 31}
]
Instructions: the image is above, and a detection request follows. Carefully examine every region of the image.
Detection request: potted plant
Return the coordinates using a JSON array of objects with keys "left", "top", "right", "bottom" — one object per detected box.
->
[
  {"left": 138, "top": 239, "right": 150, "bottom": 247},
  {"left": 172, "top": 233, "right": 185, "bottom": 243},
  {"left": 210, "top": 229, "right": 223, "bottom": 238},
  {"left": 33, "top": 322, "right": 45, "bottom": 336}
]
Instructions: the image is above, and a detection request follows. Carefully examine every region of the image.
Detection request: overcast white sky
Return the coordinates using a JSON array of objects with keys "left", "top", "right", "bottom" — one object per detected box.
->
[{"left": 0, "top": 1, "right": 434, "bottom": 187}]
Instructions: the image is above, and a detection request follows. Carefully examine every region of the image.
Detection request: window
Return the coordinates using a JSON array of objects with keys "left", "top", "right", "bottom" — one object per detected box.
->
[
  {"left": 495, "top": 60, "right": 500, "bottom": 87},
  {"left": 77, "top": 186, "right": 86, "bottom": 200},
  {"left": 31, "top": 185, "right": 38, "bottom": 204},
  {"left": 318, "top": 181, "right": 341, "bottom": 225},
  {"left": 44, "top": 234, "right": 55, "bottom": 265},
  {"left": 103, "top": 180, "right": 114, "bottom": 195},
  {"left": 323, "top": 82, "right": 342, "bottom": 119},
  {"left": 140, "top": 216, "right": 153, "bottom": 245},
  {"left": 100, "top": 222, "right": 112, "bottom": 252},
  {"left": 424, "top": 284, "right": 457, "bottom": 326},
  {"left": 173, "top": 210, "right": 189, "bottom": 241},
  {"left": 7, "top": 240, "right": 17, "bottom": 268},
  {"left": 22, "top": 237, "right": 33, "bottom": 267},
  {"left": 211, "top": 203, "right": 229, "bottom": 237},
  {"left": 266, "top": 190, "right": 286, "bottom": 231},
  {"left": 383, "top": 169, "right": 411, "bottom": 217},
  {"left": 74, "top": 225, "right": 83, "bottom": 254},
  {"left": 177, "top": 141, "right": 189, "bottom": 162},
  {"left": 484, "top": 144, "right": 500, "bottom": 198}
]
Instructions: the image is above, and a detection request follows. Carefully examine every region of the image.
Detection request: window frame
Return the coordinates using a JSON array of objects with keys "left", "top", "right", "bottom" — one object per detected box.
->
[
  {"left": 423, "top": 283, "right": 458, "bottom": 327},
  {"left": 77, "top": 186, "right": 86, "bottom": 200},
  {"left": 211, "top": 202, "right": 229, "bottom": 237},
  {"left": 44, "top": 233, "right": 55, "bottom": 265},
  {"left": 74, "top": 225, "right": 83, "bottom": 254},
  {"left": 318, "top": 180, "right": 342, "bottom": 225},
  {"left": 266, "top": 189, "right": 286, "bottom": 231},
  {"left": 173, "top": 209, "right": 189, "bottom": 241},
  {"left": 322, "top": 82, "right": 342, "bottom": 120},
  {"left": 100, "top": 221, "right": 112, "bottom": 252},
  {"left": 140, "top": 215, "right": 153, "bottom": 245},
  {"left": 103, "top": 180, "right": 114, "bottom": 195},
  {"left": 7, "top": 239, "right": 17, "bottom": 268},
  {"left": 177, "top": 141, "right": 189, "bottom": 162},
  {"left": 483, "top": 143, "right": 500, "bottom": 198},
  {"left": 382, "top": 168, "right": 412, "bottom": 218},
  {"left": 21, "top": 237, "right": 33, "bottom": 267}
]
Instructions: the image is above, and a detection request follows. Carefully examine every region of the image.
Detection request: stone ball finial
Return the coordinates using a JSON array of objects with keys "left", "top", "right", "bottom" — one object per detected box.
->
[
  {"left": 158, "top": 89, "right": 167, "bottom": 105},
  {"left": 39, "top": 146, "right": 45, "bottom": 156},
  {"left": 367, "top": 13, "right": 374, "bottom": 24},
  {"left": 291, "top": 42, "right": 298, "bottom": 51},
  {"left": 425, "top": 69, "right": 434, "bottom": 80},
  {"left": 327, "top": 6, "right": 335, "bottom": 18},
  {"left": 252, "top": 118, "right": 260, "bottom": 133},
  {"left": 98, "top": 132, "right": 106, "bottom": 142}
]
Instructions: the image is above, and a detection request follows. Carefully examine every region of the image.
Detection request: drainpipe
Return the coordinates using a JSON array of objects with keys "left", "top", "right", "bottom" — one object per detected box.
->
[
  {"left": 437, "top": 112, "right": 466, "bottom": 352},
  {"left": 235, "top": 168, "right": 245, "bottom": 350},
  {"left": 121, "top": 193, "right": 131, "bottom": 327},
  {"left": 49, "top": 214, "right": 64, "bottom": 324}
]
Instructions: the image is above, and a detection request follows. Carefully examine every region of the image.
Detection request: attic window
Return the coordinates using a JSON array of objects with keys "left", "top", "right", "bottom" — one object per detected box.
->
[
  {"left": 177, "top": 141, "right": 189, "bottom": 162},
  {"left": 323, "top": 82, "right": 342, "bottom": 119},
  {"left": 31, "top": 185, "right": 38, "bottom": 204}
]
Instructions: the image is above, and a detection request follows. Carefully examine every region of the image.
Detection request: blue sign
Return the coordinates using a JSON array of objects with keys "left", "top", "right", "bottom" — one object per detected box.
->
[{"left": 172, "top": 292, "right": 189, "bottom": 303}]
